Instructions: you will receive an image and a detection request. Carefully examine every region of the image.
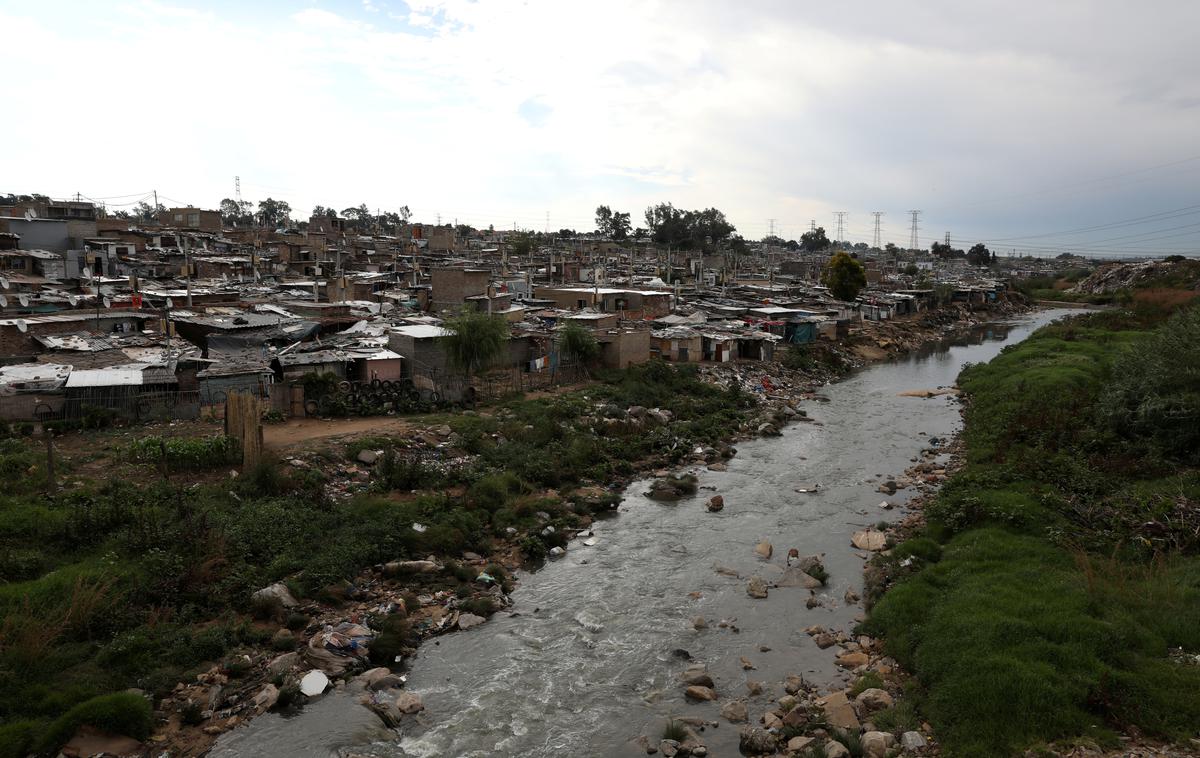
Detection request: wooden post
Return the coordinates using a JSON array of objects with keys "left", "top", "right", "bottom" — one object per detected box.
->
[{"left": 224, "top": 391, "right": 263, "bottom": 469}]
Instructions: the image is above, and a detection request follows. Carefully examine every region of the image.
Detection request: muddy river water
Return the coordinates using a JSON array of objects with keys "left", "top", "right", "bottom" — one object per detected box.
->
[{"left": 213, "top": 309, "right": 1072, "bottom": 758}]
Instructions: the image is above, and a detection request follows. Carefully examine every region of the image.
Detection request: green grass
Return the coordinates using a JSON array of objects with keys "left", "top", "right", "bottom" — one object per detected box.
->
[{"left": 866, "top": 304, "right": 1200, "bottom": 756}]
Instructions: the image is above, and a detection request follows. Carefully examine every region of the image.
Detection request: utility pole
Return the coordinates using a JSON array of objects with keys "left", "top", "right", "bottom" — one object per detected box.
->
[
  {"left": 871, "top": 212, "right": 884, "bottom": 249},
  {"left": 908, "top": 210, "right": 922, "bottom": 252},
  {"left": 834, "top": 211, "right": 847, "bottom": 248}
]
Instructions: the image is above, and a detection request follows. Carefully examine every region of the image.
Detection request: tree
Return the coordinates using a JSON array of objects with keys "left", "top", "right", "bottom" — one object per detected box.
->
[
  {"left": 557, "top": 228, "right": 578, "bottom": 238},
  {"left": 220, "top": 198, "right": 254, "bottom": 226},
  {"left": 442, "top": 308, "right": 510, "bottom": 382},
  {"left": 885, "top": 242, "right": 899, "bottom": 255},
  {"left": 398, "top": 205, "right": 412, "bottom": 223},
  {"left": 132, "top": 200, "right": 165, "bottom": 223},
  {"left": 611, "top": 211, "right": 631, "bottom": 241},
  {"left": 557, "top": 321, "right": 600, "bottom": 374},
  {"left": 822, "top": 251, "right": 867, "bottom": 301},
  {"left": 800, "top": 227, "right": 831, "bottom": 252},
  {"left": 904, "top": 263, "right": 920, "bottom": 276},
  {"left": 644, "top": 202, "right": 689, "bottom": 247},
  {"left": 311, "top": 205, "right": 338, "bottom": 220},
  {"left": 256, "top": 198, "right": 291, "bottom": 229},
  {"left": 508, "top": 231, "right": 536, "bottom": 258},
  {"left": 967, "top": 243, "right": 992, "bottom": 266},
  {"left": 595, "top": 205, "right": 614, "bottom": 237}
]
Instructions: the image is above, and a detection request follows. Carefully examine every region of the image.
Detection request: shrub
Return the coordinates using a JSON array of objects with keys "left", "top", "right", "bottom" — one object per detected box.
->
[
  {"left": 458, "top": 597, "right": 497, "bottom": 616},
  {"left": 34, "top": 693, "right": 153, "bottom": 754},
  {"left": 848, "top": 671, "right": 885, "bottom": 697},
  {"left": 369, "top": 614, "right": 413, "bottom": 666}
]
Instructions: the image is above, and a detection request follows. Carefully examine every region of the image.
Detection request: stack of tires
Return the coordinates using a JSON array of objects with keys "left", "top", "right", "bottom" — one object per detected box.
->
[{"left": 302, "top": 379, "right": 442, "bottom": 417}]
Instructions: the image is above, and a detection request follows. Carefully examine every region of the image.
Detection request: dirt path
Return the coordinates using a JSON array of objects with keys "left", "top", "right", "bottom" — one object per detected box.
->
[{"left": 263, "top": 416, "right": 418, "bottom": 450}]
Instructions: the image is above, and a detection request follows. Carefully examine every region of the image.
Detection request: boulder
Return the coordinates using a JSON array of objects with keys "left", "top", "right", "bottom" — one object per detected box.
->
[
  {"left": 739, "top": 656, "right": 756, "bottom": 670},
  {"left": 818, "top": 691, "right": 861, "bottom": 731},
  {"left": 369, "top": 673, "right": 406, "bottom": 692},
  {"left": 457, "top": 612, "right": 486, "bottom": 630},
  {"left": 777, "top": 566, "right": 822, "bottom": 589},
  {"left": 825, "top": 740, "right": 851, "bottom": 758},
  {"left": 383, "top": 560, "right": 440, "bottom": 575},
  {"left": 787, "top": 735, "right": 815, "bottom": 753},
  {"left": 267, "top": 652, "right": 300, "bottom": 677},
  {"left": 844, "top": 589, "right": 861, "bottom": 605},
  {"left": 59, "top": 726, "right": 143, "bottom": 758},
  {"left": 684, "top": 685, "right": 718, "bottom": 701},
  {"left": 251, "top": 582, "right": 298, "bottom": 608},
  {"left": 835, "top": 651, "right": 870, "bottom": 669},
  {"left": 659, "top": 739, "right": 679, "bottom": 757},
  {"left": 781, "top": 704, "right": 807, "bottom": 728},
  {"left": 548, "top": 546, "right": 566, "bottom": 558},
  {"left": 356, "top": 667, "right": 392, "bottom": 688},
  {"left": 706, "top": 462, "right": 727, "bottom": 472},
  {"left": 252, "top": 683, "right": 279, "bottom": 711},
  {"left": 901, "top": 731, "right": 928, "bottom": 751},
  {"left": 720, "top": 699, "right": 748, "bottom": 723},
  {"left": 856, "top": 688, "right": 894, "bottom": 712},
  {"left": 299, "top": 670, "right": 329, "bottom": 697},
  {"left": 746, "top": 576, "right": 769, "bottom": 599},
  {"left": 681, "top": 667, "right": 714, "bottom": 688},
  {"left": 862, "top": 731, "right": 896, "bottom": 758},
  {"left": 851, "top": 530, "right": 888, "bottom": 551},
  {"left": 745, "top": 680, "right": 764, "bottom": 696},
  {"left": 627, "top": 405, "right": 648, "bottom": 418},
  {"left": 707, "top": 495, "right": 724, "bottom": 512},
  {"left": 692, "top": 616, "right": 708, "bottom": 630},
  {"left": 793, "top": 554, "right": 825, "bottom": 574},
  {"left": 754, "top": 540, "right": 773, "bottom": 559},
  {"left": 394, "top": 691, "right": 424, "bottom": 714},
  {"left": 737, "top": 726, "right": 778, "bottom": 755},
  {"left": 356, "top": 449, "right": 378, "bottom": 465}
]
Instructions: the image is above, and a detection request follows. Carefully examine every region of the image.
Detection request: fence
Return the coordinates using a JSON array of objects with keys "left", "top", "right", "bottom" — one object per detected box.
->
[{"left": 0, "top": 390, "right": 203, "bottom": 424}]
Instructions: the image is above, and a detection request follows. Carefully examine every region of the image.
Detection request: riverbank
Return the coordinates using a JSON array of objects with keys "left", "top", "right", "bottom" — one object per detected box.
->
[
  {"left": 0, "top": 299, "right": 1030, "bottom": 758},
  {"left": 862, "top": 304, "right": 1200, "bottom": 756}
]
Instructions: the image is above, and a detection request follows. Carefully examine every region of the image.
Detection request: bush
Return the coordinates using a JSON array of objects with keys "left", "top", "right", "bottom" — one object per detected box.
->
[
  {"left": 369, "top": 615, "right": 413, "bottom": 666},
  {"left": 34, "top": 693, "right": 153, "bottom": 754},
  {"left": 0, "top": 721, "right": 38, "bottom": 758},
  {"left": 662, "top": 719, "right": 688, "bottom": 741},
  {"left": 126, "top": 435, "right": 238, "bottom": 471}
]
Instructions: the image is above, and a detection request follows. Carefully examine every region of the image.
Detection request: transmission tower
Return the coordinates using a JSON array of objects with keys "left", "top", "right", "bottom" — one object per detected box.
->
[
  {"left": 767, "top": 218, "right": 777, "bottom": 237},
  {"left": 944, "top": 231, "right": 951, "bottom": 248},
  {"left": 907, "top": 210, "right": 922, "bottom": 251},
  {"left": 834, "top": 212, "right": 847, "bottom": 247},
  {"left": 234, "top": 176, "right": 241, "bottom": 204},
  {"left": 871, "top": 212, "right": 884, "bottom": 249}
]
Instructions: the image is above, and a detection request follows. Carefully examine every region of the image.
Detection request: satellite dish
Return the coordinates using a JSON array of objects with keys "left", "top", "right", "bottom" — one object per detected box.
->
[
  {"left": 103, "top": 296, "right": 112, "bottom": 309},
  {"left": 166, "top": 297, "right": 174, "bottom": 309},
  {"left": 82, "top": 266, "right": 92, "bottom": 280},
  {"left": 0, "top": 276, "right": 8, "bottom": 290},
  {"left": 15, "top": 319, "right": 27, "bottom": 333},
  {"left": 23, "top": 209, "right": 35, "bottom": 220},
  {"left": 370, "top": 302, "right": 382, "bottom": 314},
  {"left": 0, "top": 295, "right": 7, "bottom": 308},
  {"left": 67, "top": 294, "right": 78, "bottom": 307},
  {"left": 17, "top": 294, "right": 29, "bottom": 307}
]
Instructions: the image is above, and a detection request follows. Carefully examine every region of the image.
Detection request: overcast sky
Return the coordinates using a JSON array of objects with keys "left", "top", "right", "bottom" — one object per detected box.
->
[{"left": 2, "top": 0, "right": 1198, "bottom": 256}]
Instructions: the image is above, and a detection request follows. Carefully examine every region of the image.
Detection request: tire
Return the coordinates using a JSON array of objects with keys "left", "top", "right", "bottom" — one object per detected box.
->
[
  {"left": 304, "top": 399, "right": 319, "bottom": 416},
  {"left": 371, "top": 378, "right": 382, "bottom": 389},
  {"left": 338, "top": 380, "right": 352, "bottom": 392},
  {"left": 380, "top": 380, "right": 394, "bottom": 391}
]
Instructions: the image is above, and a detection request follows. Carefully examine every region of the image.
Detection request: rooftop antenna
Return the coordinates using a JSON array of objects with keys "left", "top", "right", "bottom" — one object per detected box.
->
[{"left": 15, "top": 319, "right": 27, "bottom": 333}]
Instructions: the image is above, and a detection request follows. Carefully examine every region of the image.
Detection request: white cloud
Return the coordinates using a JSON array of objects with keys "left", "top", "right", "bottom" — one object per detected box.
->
[{"left": 0, "top": 0, "right": 1197, "bottom": 252}]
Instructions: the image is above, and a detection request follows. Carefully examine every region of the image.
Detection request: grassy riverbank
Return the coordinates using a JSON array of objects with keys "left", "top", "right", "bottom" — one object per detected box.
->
[
  {"left": 0, "top": 361, "right": 757, "bottom": 756},
  {"left": 864, "top": 304, "right": 1200, "bottom": 756}
]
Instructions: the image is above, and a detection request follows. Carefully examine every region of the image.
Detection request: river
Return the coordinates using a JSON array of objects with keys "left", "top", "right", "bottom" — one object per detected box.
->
[{"left": 212, "top": 309, "right": 1072, "bottom": 758}]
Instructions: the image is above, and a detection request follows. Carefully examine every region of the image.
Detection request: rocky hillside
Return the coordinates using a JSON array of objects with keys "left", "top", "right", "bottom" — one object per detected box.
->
[{"left": 1070, "top": 258, "right": 1200, "bottom": 294}]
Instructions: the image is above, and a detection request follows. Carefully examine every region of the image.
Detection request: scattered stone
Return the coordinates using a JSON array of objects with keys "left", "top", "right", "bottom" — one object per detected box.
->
[
  {"left": 862, "top": 731, "right": 897, "bottom": 758},
  {"left": 777, "top": 566, "right": 823, "bottom": 589},
  {"left": 692, "top": 616, "right": 708, "bottom": 630},
  {"left": 659, "top": 739, "right": 678, "bottom": 757},
  {"left": 746, "top": 576, "right": 769, "bottom": 599},
  {"left": 783, "top": 674, "right": 805, "bottom": 695},
  {"left": 901, "top": 731, "right": 929, "bottom": 751},
  {"left": 681, "top": 666, "right": 714, "bottom": 688},
  {"left": 685, "top": 685, "right": 718, "bottom": 702},
  {"left": 825, "top": 739, "right": 851, "bottom": 758},
  {"left": 856, "top": 688, "right": 894, "bottom": 712},
  {"left": 754, "top": 540, "right": 773, "bottom": 559},
  {"left": 787, "top": 735, "right": 815, "bottom": 752},
  {"left": 706, "top": 462, "right": 727, "bottom": 472},
  {"left": 457, "top": 612, "right": 486, "bottom": 630},
  {"left": 267, "top": 652, "right": 300, "bottom": 677},
  {"left": 745, "top": 680, "right": 764, "bottom": 696},
  {"left": 707, "top": 495, "right": 724, "bottom": 512},
  {"left": 737, "top": 726, "right": 778, "bottom": 755},
  {"left": 739, "top": 656, "right": 756, "bottom": 670},
  {"left": 720, "top": 699, "right": 748, "bottom": 723},
  {"left": 812, "top": 632, "right": 837, "bottom": 649},
  {"left": 850, "top": 530, "right": 888, "bottom": 551},
  {"left": 844, "top": 589, "right": 861, "bottom": 605},
  {"left": 714, "top": 564, "right": 740, "bottom": 578},
  {"left": 548, "top": 546, "right": 566, "bottom": 558}
]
